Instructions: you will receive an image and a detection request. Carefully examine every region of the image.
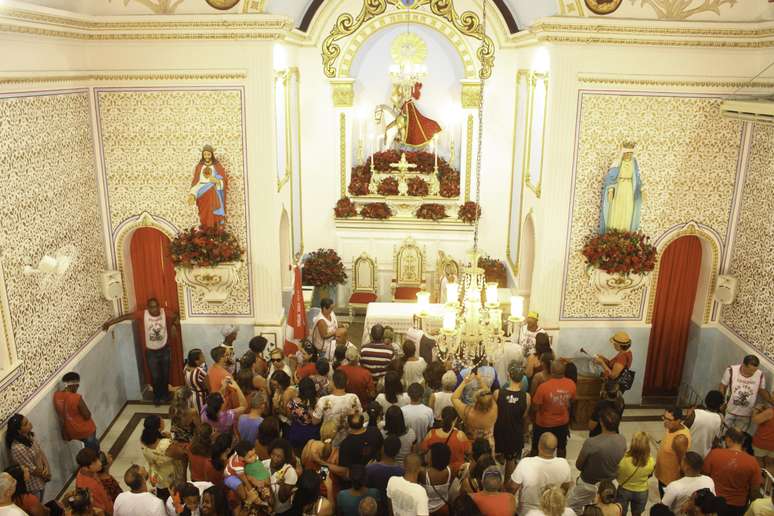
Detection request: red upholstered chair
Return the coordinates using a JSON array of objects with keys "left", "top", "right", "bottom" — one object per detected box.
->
[
  {"left": 348, "top": 253, "right": 378, "bottom": 318},
  {"left": 391, "top": 237, "right": 426, "bottom": 302}
]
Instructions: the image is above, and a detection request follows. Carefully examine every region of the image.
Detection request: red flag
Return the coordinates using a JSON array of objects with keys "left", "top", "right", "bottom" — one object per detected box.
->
[{"left": 284, "top": 264, "right": 306, "bottom": 355}]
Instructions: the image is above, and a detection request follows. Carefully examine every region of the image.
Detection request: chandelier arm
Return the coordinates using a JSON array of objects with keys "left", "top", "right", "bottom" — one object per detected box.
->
[{"left": 472, "top": 0, "right": 487, "bottom": 254}]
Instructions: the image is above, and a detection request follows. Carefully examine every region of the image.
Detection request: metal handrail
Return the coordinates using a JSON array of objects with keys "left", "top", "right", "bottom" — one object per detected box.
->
[{"left": 762, "top": 468, "right": 774, "bottom": 496}]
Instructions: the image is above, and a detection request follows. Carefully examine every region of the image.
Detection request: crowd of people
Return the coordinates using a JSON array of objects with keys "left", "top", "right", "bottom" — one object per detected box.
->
[{"left": 2, "top": 306, "right": 774, "bottom": 516}]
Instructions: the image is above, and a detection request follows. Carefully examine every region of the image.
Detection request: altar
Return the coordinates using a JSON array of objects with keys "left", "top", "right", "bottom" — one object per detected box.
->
[{"left": 362, "top": 302, "right": 445, "bottom": 344}]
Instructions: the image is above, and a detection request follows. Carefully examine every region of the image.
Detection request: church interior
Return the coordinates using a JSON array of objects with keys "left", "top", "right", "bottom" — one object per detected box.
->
[{"left": 1, "top": 0, "right": 774, "bottom": 513}]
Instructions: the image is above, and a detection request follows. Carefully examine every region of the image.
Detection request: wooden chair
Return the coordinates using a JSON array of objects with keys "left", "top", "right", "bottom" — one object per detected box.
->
[
  {"left": 348, "top": 252, "right": 378, "bottom": 318},
  {"left": 391, "top": 237, "right": 426, "bottom": 302},
  {"left": 435, "top": 251, "right": 460, "bottom": 303}
]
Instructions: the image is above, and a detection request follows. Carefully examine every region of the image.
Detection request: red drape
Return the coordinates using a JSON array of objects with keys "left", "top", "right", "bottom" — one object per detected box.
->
[
  {"left": 643, "top": 236, "right": 703, "bottom": 395},
  {"left": 130, "top": 227, "right": 185, "bottom": 387}
]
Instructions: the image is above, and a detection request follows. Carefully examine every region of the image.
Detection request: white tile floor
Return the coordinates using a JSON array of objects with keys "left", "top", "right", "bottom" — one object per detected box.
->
[{"left": 64, "top": 403, "right": 667, "bottom": 509}]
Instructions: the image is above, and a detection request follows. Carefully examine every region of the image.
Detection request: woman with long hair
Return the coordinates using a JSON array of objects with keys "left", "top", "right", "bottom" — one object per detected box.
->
[
  {"left": 200, "top": 485, "right": 232, "bottom": 516},
  {"left": 270, "top": 370, "right": 296, "bottom": 428},
  {"left": 401, "top": 340, "right": 427, "bottom": 388},
  {"left": 421, "top": 406, "right": 471, "bottom": 476},
  {"left": 139, "top": 415, "right": 187, "bottom": 500},
  {"left": 207, "top": 432, "right": 234, "bottom": 489},
  {"left": 255, "top": 416, "right": 281, "bottom": 461},
  {"left": 616, "top": 431, "right": 655, "bottom": 516},
  {"left": 184, "top": 349, "right": 209, "bottom": 414},
  {"left": 494, "top": 362, "right": 530, "bottom": 479},
  {"left": 201, "top": 378, "right": 247, "bottom": 435},
  {"left": 526, "top": 334, "right": 553, "bottom": 379},
  {"left": 421, "top": 443, "right": 453, "bottom": 516},
  {"left": 286, "top": 377, "right": 322, "bottom": 452},
  {"left": 594, "top": 480, "right": 622, "bottom": 516},
  {"left": 290, "top": 470, "right": 334, "bottom": 515},
  {"left": 4, "top": 464, "right": 51, "bottom": 516},
  {"left": 170, "top": 386, "right": 199, "bottom": 443},
  {"left": 375, "top": 371, "right": 410, "bottom": 413},
  {"left": 5, "top": 414, "right": 51, "bottom": 501},
  {"left": 452, "top": 373, "right": 498, "bottom": 448},
  {"left": 187, "top": 425, "right": 214, "bottom": 482},
  {"left": 382, "top": 406, "right": 416, "bottom": 463}
]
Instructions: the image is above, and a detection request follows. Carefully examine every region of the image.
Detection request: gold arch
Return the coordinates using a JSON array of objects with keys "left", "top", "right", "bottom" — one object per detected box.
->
[
  {"left": 113, "top": 212, "right": 186, "bottom": 319},
  {"left": 338, "top": 10, "right": 478, "bottom": 80},
  {"left": 322, "top": 0, "right": 494, "bottom": 80},
  {"left": 645, "top": 222, "right": 720, "bottom": 325}
]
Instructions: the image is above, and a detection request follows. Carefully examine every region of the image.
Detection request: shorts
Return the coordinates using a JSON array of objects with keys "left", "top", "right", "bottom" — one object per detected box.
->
[
  {"left": 224, "top": 475, "right": 243, "bottom": 491},
  {"left": 532, "top": 423, "right": 569, "bottom": 450},
  {"left": 753, "top": 445, "right": 774, "bottom": 458}
]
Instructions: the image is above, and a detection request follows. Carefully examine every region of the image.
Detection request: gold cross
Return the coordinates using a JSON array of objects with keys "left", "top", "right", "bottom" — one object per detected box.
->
[{"left": 389, "top": 153, "right": 418, "bottom": 177}]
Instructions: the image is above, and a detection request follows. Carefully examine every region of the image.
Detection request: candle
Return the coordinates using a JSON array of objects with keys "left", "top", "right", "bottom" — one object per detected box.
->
[
  {"left": 510, "top": 295, "right": 524, "bottom": 319},
  {"left": 416, "top": 291, "right": 430, "bottom": 314},
  {"left": 490, "top": 308, "right": 502, "bottom": 331},
  {"left": 485, "top": 283, "right": 499, "bottom": 306},
  {"left": 433, "top": 134, "right": 438, "bottom": 169},
  {"left": 369, "top": 133, "right": 375, "bottom": 169},
  {"left": 443, "top": 310, "right": 456, "bottom": 332},
  {"left": 446, "top": 282, "right": 459, "bottom": 305}
]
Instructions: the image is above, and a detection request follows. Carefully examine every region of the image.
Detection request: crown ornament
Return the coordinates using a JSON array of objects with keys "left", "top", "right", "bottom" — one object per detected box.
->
[{"left": 621, "top": 141, "right": 637, "bottom": 150}]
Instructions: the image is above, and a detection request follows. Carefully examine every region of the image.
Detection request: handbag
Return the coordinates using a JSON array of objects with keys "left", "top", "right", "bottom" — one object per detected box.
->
[
  {"left": 617, "top": 367, "right": 635, "bottom": 392},
  {"left": 616, "top": 465, "right": 640, "bottom": 497}
]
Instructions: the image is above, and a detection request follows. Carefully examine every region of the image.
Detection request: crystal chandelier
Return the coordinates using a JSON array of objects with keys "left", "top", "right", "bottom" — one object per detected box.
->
[{"left": 414, "top": 0, "right": 525, "bottom": 368}]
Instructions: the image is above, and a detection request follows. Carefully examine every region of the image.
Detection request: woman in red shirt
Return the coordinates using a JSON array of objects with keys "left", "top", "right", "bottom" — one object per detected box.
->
[
  {"left": 420, "top": 406, "right": 471, "bottom": 476},
  {"left": 595, "top": 332, "right": 633, "bottom": 380},
  {"left": 74, "top": 448, "right": 113, "bottom": 514},
  {"left": 752, "top": 400, "right": 774, "bottom": 473}
]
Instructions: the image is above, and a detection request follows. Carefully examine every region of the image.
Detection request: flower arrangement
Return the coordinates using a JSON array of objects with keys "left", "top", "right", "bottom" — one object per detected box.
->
[
  {"left": 458, "top": 202, "right": 481, "bottom": 223},
  {"left": 478, "top": 256, "right": 506, "bottom": 277},
  {"left": 377, "top": 176, "right": 400, "bottom": 196},
  {"left": 439, "top": 179, "right": 460, "bottom": 198},
  {"left": 302, "top": 248, "right": 347, "bottom": 287},
  {"left": 416, "top": 203, "right": 448, "bottom": 221},
  {"left": 360, "top": 202, "right": 393, "bottom": 220},
  {"left": 369, "top": 150, "right": 449, "bottom": 174},
  {"left": 170, "top": 225, "right": 244, "bottom": 268},
  {"left": 581, "top": 230, "right": 657, "bottom": 276},
  {"left": 348, "top": 165, "right": 372, "bottom": 196},
  {"left": 407, "top": 177, "right": 429, "bottom": 197},
  {"left": 334, "top": 197, "right": 358, "bottom": 218}
]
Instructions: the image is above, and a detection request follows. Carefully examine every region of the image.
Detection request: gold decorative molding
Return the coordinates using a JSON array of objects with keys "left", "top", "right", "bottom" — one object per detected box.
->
[
  {"left": 523, "top": 71, "right": 549, "bottom": 198},
  {"left": 340, "top": 112, "right": 347, "bottom": 198},
  {"left": 338, "top": 10, "right": 478, "bottom": 81},
  {"left": 645, "top": 222, "right": 720, "bottom": 325},
  {"left": 331, "top": 79, "right": 355, "bottom": 108},
  {"left": 506, "top": 70, "right": 529, "bottom": 278},
  {"left": 322, "top": 0, "right": 495, "bottom": 80},
  {"left": 113, "top": 212, "right": 186, "bottom": 320},
  {"left": 636, "top": 0, "right": 738, "bottom": 20},
  {"left": 558, "top": 0, "right": 587, "bottom": 16},
  {"left": 578, "top": 76, "right": 774, "bottom": 89},
  {"left": 464, "top": 114, "right": 473, "bottom": 202},
  {"left": 0, "top": 72, "right": 247, "bottom": 86},
  {"left": 0, "top": 260, "right": 19, "bottom": 377},
  {"left": 275, "top": 69, "right": 292, "bottom": 192},
  {"left": 461, "top": 80, "right": 482, "bottom": 109}
]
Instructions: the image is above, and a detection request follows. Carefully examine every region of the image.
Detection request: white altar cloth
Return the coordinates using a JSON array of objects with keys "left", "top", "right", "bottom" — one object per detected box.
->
[{"left": 362, "top": 302, "right": 445, "bottom": 344}]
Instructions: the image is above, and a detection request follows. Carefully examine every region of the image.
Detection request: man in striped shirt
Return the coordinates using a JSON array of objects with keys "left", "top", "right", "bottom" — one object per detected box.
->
[{"left": 360, "top": 324, "right": 395, "bottom": 380}]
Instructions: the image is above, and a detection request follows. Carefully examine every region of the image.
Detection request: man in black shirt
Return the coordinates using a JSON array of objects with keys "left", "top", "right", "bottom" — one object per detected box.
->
[
  {"left": 339, "top": 413, "right": 384, "bottom": 470},
  {"left": 588, "top": 380, "right": 625, "bottom": 437}
]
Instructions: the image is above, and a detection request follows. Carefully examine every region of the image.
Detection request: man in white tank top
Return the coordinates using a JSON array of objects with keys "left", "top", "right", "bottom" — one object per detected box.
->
[
  {"left": 686, "top": 390, "right": 724, "bottom": 457},
  {"left": 720, "top": 355, "right": 771, "bottom": 432}
]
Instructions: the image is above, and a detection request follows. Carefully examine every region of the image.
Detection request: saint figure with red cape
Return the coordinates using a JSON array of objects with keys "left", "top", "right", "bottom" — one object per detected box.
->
[
  {"left": 400, "top": 82, "right": 441, "bottom": 147},
  {"left": 188, "top": 145, "right": 227, "bottom": 227}
]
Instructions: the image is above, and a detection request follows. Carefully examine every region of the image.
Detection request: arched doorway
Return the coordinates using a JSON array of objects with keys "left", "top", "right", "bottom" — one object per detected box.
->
[
  {"left": 279, "top": 209, "right": 291, "bottom": 289},
  {"left": 128, "top": 227, "right": 184, "bottom": 394},
  {"left": 643, "top": 235, "right": 703, "bottom": 396},
  {"left": 519, "top": 214, "right": 536, "bottom": 307}
]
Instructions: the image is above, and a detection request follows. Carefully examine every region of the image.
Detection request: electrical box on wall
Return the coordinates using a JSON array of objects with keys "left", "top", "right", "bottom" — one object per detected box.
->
[
  {"left": 101, "top": 271, "right": 123, "bottom": 301},
  {"left": 715, "top": 274, "right": 737, "bottom": 305}
]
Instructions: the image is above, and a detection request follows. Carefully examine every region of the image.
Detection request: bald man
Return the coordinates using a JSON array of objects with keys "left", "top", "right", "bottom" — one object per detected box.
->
[
  {"left": 508, "top": 433, "right": 572, "bottom": 514},
  {"left": 387, "top": 453, "right": 429, "bottom": 516},
  {"left": 531, "top": 360, "right": 576, "bottom": 457}
]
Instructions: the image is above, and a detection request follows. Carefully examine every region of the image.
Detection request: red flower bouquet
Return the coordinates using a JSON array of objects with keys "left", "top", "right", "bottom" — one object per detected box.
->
[
  {"left": 416, "top": 203, "right": 448, "bottom": 221},
  {"left": 478, "top": 256, "right": 506, "bottom": 276},
  {"left": 581, "top": 230, "right": 657, "bottom": 275},
  {"left": 302, "top": 248, "right": 347, "bottom": 287},
  {"left": 360, "top": 202, "right": 392, "bottom": 220},
  {"left": 458, "top": 202, "right": 481, "bottom": 223},
  {"left": 170, "top": 225, "right": 244, "bottom": 268},
  {"left": 377, "top": 177, "right": 400, "bottom": 196},
  {"left": 439, "top": 179, "right": 460, "bottom": 198},
  {"left": 334, "top": 197, "right": 358, "bottom": 218},
  {"left": 407, "top": 177, "right": 429, "bottom": 197}
]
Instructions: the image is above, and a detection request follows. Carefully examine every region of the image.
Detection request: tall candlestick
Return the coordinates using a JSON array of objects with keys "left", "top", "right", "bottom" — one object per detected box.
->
[{"left": 433, "top": 134, "right": 438, "bottom": 170}]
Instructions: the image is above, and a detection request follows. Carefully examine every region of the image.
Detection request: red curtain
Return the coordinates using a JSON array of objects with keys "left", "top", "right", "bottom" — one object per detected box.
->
[
  {"left": 643, "top": 236, "right": 703, "bottom": 395},
  {"left": 130, "top": 227, "right": 184, "bottom": 387}
]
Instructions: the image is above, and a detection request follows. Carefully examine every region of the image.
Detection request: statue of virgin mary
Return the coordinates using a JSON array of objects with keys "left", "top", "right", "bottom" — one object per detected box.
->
[{"left": 599, "top": 143, "right": 643, "bottom": 234}]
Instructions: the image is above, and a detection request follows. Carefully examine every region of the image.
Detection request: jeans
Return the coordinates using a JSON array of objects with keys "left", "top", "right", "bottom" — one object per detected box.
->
[
  {"left": 80, "top": 433, "right": 100, "bottom": 452},
  {"left": 617, "top": 487, "right": 649, "bottom": 516},
  {"left": 146, "top": 347, "right": 170, "bottom": 402}
]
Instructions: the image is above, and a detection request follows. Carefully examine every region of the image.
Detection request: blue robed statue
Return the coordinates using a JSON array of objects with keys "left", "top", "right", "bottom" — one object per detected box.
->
[{"left": 599, "top": 142, "right": 643, "bottom": 234}]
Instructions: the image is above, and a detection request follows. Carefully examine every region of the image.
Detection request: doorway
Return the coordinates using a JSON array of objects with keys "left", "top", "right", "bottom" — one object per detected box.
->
[
  {"left": 643, "top": 235, "right": 703, "bottom": 396},
  {"left": 128, "top": 227, "right": 185, "bottom": 389}
]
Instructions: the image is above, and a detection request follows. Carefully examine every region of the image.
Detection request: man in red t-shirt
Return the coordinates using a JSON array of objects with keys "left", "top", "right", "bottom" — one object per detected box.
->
[
  {"left": 702, "top": 427, "right": 761, "bottom": 515},
  {"left": 338, "top": 347, "right": 375, "bottom": 407},
  {"left": 53, "top": 371, "right": 99, "bottom": 451},
  {"left": 531, "top": 360, "right": 576, "bottom": 458}
]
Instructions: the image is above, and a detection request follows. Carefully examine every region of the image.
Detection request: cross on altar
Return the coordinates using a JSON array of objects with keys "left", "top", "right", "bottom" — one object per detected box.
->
[{"left": 389, "top": 153, "right": 418, "bottom": 178}]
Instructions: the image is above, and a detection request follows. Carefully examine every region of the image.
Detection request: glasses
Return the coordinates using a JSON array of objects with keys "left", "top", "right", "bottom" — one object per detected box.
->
[{"left": 271, "top": 358, "right": 283, "bottom": 362}]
